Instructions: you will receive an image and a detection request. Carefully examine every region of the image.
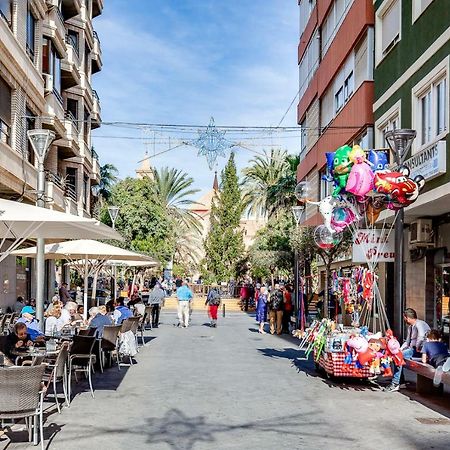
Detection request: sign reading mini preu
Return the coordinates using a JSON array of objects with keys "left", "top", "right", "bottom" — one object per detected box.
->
[{"left": 352, "top": 229, "right": 395, "bottom": 263}]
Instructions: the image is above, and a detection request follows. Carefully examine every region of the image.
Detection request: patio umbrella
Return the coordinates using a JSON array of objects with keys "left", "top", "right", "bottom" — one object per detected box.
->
[
  {"left": 0, "top": 198, "right": 122, "bottom": 263},
  {"left": 12, "top": 240, "right": 155, "bottom": 318}
]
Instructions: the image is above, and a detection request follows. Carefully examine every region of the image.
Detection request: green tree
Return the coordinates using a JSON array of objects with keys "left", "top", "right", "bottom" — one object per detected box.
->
[
  {"left": 204, "top": 153, "right": 244, "bottom": 282},
  {"left": 101, "top": 177, "right": 175, "bottom": 264},
  {"left": 93, "top": 163, "right": 119, "bottom": 202}
]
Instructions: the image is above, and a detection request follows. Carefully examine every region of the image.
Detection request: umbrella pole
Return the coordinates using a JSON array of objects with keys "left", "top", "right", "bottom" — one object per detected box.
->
[
  {"left": 92, "top": 269, "right": 99, "bottom": 306},
  {"left": 83, "top": 258, "right": 88, "bottom": 321}
]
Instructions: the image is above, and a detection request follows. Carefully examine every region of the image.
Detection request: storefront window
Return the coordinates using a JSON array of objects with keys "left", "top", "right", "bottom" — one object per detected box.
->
[{"left": 435, "top": 265, "right": 450, "bottom": 345}]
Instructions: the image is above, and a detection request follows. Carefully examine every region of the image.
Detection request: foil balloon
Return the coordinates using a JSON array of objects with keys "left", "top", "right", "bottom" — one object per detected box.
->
[
  {"left": 366, "top": 201, "right": 383, "bottom": 225},
  {"left": 374, "top": 166, "right": 425, "bottom": 209},
  {"left": 368, "top": 150, "right": 389, "bottom": 171},
  {"left": 346, "top": 146, "right": 374, "bottom": 198},
  {"left": 313, "top": 225, "right": 343, "bottom": 250},
  {"left": 323, "top": 152, "right": 335, "bottom": 182},
  {"left": 308, "top": 196, "right": 336, "bottom": 233},
  {"left": 332, "top": 145, "right": 353, "bottom": 196},
  {"left": 331, "top": 206, "right": 357, "bottom": 232}
]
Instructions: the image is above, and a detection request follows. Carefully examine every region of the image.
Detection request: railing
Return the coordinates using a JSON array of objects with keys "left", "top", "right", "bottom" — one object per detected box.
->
[
  {"left": 45, "top": 171, "right": 65, "bottom": 191},
  {"left": 91, "top": 147, "right": 99, "bottom": 160},
  {"left": 92, "top": 89, "right": 100, "bottom": 101},
  {"left": 65, "top": 34, "right": 79, "bottom": 57},
  {"left": 0, "top": 8, "right": 11, "bottom": 27},
  {"left": 65, "top": 184, "right": 77, "bottom": 202},
  {"left": 93, "top": 30, "right": 101, "bottom": 45},
  {"left": 64, "top": 110, "right": 78, "bottom": 130}
]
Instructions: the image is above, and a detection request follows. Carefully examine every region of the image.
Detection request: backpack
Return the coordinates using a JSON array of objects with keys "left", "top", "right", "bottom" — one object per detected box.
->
[{"left": 207, "top": 289, "right": 221, "bottom": 305}]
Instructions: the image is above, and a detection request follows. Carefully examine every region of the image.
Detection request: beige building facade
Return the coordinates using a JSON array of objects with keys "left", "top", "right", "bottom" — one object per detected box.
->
[{"left": 0, "top": 0, "right": 103, "bottom": 308}]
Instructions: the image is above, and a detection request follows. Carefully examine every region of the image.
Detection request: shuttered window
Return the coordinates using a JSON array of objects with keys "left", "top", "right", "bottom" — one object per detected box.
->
[
  {"left": 0, "top": 76, "right": 11, "bottom": 145},
  {"left": 381, "top": 0, "right": 400, "bottom": 54}
]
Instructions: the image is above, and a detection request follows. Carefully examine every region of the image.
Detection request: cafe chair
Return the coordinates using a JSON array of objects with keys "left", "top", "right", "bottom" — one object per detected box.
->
[
  {"left": 68, "top": 335, "right": 96, "bottom": 402},
  {"left": 121, "top": 317, "right": 141, "bottom": 353},
  {"left": 100, "top": 325, "right": 121, "bottom": 372},
  {"left": 0, "top": 364, "right": 47, "bottom": 449}
]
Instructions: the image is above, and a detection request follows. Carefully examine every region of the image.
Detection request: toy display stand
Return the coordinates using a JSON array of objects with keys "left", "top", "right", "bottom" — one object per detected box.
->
[{"left": 314, "top": 328, "right": 372, "bottom": 378}]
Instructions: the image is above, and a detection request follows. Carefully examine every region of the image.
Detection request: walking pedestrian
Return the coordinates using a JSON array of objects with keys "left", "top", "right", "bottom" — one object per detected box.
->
[
  {"left": 205, "top": 284, "right": 221, "bottom": 327},
  {"left": 256, "top": 286, "right": 268, "bottom": 334},
  {"left": 148, "top": 283, "right": 166, "bottom": 328},
  {"left": 58, "top": 282, "right": 71, "bottom": 305},
  {"left": 282, "top": 285, "right": 293, "bottom": 333},
  {"left": 240, "top": 283, "right": 249, "bottom": 311},
  {"left": 176, "top": 281, "right": 193, "bottom": 327},
  {"left": 268, "top": 284, "right": 284, "bottom": 335}
]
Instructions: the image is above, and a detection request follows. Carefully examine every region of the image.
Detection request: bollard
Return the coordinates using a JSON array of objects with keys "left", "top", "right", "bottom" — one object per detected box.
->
[{"left": 222, "top": 303, "right": 226, "bottom": 317}]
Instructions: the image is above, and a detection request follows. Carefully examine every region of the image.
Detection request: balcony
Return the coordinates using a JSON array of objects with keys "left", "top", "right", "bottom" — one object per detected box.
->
[
  {"left": 91, "top": 90, "right": 101, "bottom": 129},
  {"left": 91, "top": 31, "right": 102, "bottom": 73},
  {"left": 53, "top": 112, "right": 80, "bottom": 159},
  {"left": 42, "top": 91, "right": 66, "bottom": 137},
  {"left": 92, "top": 0, "right": 104, "bottom": 18},
  {"left": 43, "top": 6, "right": 67, "bottom": 58},
  {"left": 91, "top": 147, "right": 100, "bottom": 184},
  {"left": 80, "top": 72, "right": 93, "bottom": 108},
  {"left": 60, "top": 0, "right": 81, "bottom": 20},
  {"left": 45, "top": 171, "right": 66, "bottom": 212},
  {"left": 61, "top": 35, "right": 81, "bottom": 89}
]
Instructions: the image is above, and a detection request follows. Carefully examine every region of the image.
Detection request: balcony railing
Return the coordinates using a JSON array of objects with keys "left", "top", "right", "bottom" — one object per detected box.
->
[
  {"left": 91, "top": 147, "right": 99, "bottom": 160},
  {"left": 64, "top": 110, "right": 79, "bottom": 130},
  {"left": 0, "top": 120, "right": 11, "bottom": 146},
  {"left": 93, "top": 30, "right": 100, "bottom": 44},
  {"left": 65, "top": 34, "right": 79, "bottom": 57},
  {"left": 46, "top": 171, "right": 77, "bottom": 201}
]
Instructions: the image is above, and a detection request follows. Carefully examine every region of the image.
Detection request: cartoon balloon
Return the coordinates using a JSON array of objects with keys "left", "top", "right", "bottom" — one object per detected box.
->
[
  {"left": 346, "top": 160, "right": 374, "bottom": 198},
  {"left": 332, "top": 145, "right": 353, "bottom": 196},
  {"left": 331, "top": 206, "right": 357, "bottom": 232},
  {"left": 366, "top": 201, "right": 384, "bottom": 225},
  {"left": 368, "top": 150, "right": 389, "bottom": 171}
]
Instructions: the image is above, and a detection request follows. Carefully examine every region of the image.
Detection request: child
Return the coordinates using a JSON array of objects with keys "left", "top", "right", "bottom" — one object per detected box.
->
[{"left": 421, "top": 329, "right": 450, "bottom": 386}]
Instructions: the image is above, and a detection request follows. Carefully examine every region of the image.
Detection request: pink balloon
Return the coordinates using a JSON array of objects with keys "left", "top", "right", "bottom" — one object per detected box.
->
[{"left": 346, "top": 162, "right": 374, "bottom": 197}]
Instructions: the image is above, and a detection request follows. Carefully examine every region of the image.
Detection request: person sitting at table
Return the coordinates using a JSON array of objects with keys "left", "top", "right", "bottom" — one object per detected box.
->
[
  {"left": 90, "top": 305, "right": 112, "bottom": 337},
  {"left": 45, "top": 303, "right": 69, "bottom": 334},
  {"left": 113, "top": 297, "right": 133, "bottom": 324},
  {"left": 87, "top": 307, "right": 99, "bottom": 325},
  {"left": 63, "top": 301, "right": 84, "bottom": 326},
  {"left": 4, "top": 323, "right": 43, "bottom": 361},
  {"left": 16, "top": 306, "right": 44, "bottom": 341}
]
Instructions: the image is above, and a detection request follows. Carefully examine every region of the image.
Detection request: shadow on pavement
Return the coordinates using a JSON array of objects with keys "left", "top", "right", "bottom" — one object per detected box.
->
[{"left": 50, "top": 408, "right": 356, "bottom": 449}]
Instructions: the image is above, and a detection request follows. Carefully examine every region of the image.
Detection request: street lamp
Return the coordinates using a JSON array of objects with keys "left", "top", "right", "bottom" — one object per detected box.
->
[
  {"left": 107, "top": 205, "right": 120, "bottom": 300},
  {"left": 385, "top": 128, "right": 416, "bottom": 340},
  {"left": 27, "top": 129, "right": 56, "bottom": 324},
  {"left": 292, "top": 204, "right": 306, "bottom": 330}
]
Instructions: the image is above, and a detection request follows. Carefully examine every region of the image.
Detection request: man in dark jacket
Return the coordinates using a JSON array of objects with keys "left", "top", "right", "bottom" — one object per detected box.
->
[{"left": 268, "top": 284, "right": 284, "bottom": 335}]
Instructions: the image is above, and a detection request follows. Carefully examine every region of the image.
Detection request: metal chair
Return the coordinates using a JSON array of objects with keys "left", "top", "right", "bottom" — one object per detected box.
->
[
  {"left": 68, "top": 335, "right": 96, "bottom": 402},
  {"left": 144, "top": 305, "right": 153, "bottom": 330},
  {"left": 78, "top": 327, "right": 97, "bottom": 336},
  {"left": 0, "top": 315, "right": 7, "bottom": 334},
  {"left": 0, "top": 364, "right": 47, "bottom": 449},
  {"left": 137, "top": 312, "right": 147, "bottom": 346},
  {"left": 100, "top": 325, "right": 121, "bottom": 371},
  {"left": 43, "top": 342, "right": 70, "bottom": 413},
  {"left": 121, "top": 316, "right": 140, "bottom": 352}
]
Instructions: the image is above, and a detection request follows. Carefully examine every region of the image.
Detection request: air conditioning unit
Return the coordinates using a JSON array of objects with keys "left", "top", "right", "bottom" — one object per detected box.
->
[
  {"left": 410, "top": 219, "right": 433, "bottom": 244},
  {"left": 43, "top": 74, "right": 53, "bottom": 94}
]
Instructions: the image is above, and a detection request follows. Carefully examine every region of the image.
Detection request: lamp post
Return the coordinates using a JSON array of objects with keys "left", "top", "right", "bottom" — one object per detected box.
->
[
  {"left": 107, "top": 205, "right": 120, "bottom": 300},
  {"left": 385, "top": 128, "right": 416, "bottom": 340},
  {"left": 292, "top": 205, "right": 306, "bottom": 329},
  {"left": 27, "top": 129, "right": 55, "bottom": 324}
]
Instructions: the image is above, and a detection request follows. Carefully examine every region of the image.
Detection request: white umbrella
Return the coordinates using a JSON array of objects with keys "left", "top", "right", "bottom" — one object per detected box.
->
[
  {"left": 12, "top": 240, "right": 155, "bottom": 318},
  {"left": 0, "top": 198, "right": 122, "bottom": 262}
]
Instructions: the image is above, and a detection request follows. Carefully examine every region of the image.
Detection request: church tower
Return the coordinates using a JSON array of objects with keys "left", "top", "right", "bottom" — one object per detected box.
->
[{"left": 135, "top": 151, "right": 155, "bottom": 180}]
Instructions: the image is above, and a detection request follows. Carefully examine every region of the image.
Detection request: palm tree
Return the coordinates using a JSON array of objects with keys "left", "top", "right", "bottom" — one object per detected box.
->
[
  {"left": 241, "top": 148, "right": 291, "bottom": 218},
  {"left": 152, "top": 167, "right": 202, "bottom": 233},
  {"left": 93, "top": 163, "right": 119, "bottom": 202}
]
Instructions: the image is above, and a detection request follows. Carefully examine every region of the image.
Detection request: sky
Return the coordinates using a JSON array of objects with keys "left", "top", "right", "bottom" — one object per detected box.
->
[{"left": 92, "top": 0, "right": 300, "bottom": 198}]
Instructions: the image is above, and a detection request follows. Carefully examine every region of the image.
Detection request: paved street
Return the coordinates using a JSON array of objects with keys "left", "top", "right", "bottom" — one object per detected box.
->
[{"left": 5, "top": 312, "right": 450, "bottom": 450}]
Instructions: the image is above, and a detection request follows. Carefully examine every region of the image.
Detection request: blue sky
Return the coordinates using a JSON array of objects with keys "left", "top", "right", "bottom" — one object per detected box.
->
[{"left": 92, "top": 0, "right": 299, "bottom": 197}]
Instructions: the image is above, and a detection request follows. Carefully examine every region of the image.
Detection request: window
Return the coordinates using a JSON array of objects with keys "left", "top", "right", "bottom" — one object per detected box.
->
[
  {"left": 344, "top": 71, "right": 354, "bottom": 101},
  {"left": 83, "top": 108, "right": 90, "bottom": 144},
  {"left": 335, "top": 87, "right": 344, "bottom": 113},
  {"left": 66, "top": 167, "right": 77, "bottom": 195},
  {"left": 412, "top": 0, "right": 434, "bottom": 22},
  {"left": 84, "top": 43, "right": 91, "bottom": 76},
  {"left": 299, "top": 0, "right": 316, "bottom": 37},
  {"left": 26, "top": 4, "right": 36, "bottom": 61},
  {"left": 67, "top": 29, "right": 79, "bottom": 56},
  {"left": 413, "top": 63, "right": 448, "bottom": 149},
  {"left": 42, "top": 38, "right": 63, "bottom": 100},
  {"left": 0, "top": 0, "right": 11, "bottom": 25},
  {"left": 0, "top": 76, "right": 11, "bottom": 146},
  {"left": 66, "top": 98, "right": 78, "bottom": 127},
  {"left": 299, "top": 29, "right": 319, "bottom": 98},
  {"left": 380, "top": 0, "right": 400, "bottom": 55},
  {"left": 321, "top": 0, "right": 354, "bottom": 56},
  {"left": 299, "top": 120, "right": 307, "bottom": 159},
  {"left": 381, "top": 115, "right": 399, "bottom": 147},
  {"left": 25, "top": 108, "right": 35, "bottom": 165},
  {"left": 83, "top": 174, "right": 89, "bottom": 209}
]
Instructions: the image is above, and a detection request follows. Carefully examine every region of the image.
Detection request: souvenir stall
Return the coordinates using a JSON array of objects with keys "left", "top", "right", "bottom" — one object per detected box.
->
[{"left": 296, "top": 144, "right": 425, "bottom": 378}]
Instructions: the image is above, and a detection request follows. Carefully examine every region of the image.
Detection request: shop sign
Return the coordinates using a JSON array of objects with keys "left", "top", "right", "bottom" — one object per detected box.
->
[
  {"left": 352, "top": 229, "right": 395, "bottom": 263},
  {"left": 403, "top": 141, "right": 446, "bottom": 181}
]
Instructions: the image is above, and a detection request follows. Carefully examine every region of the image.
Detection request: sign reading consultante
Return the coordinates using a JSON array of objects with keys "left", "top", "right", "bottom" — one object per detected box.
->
[
  {"left": 352, "top": 229, "right": 395, "bottom": 263},
  {"left": 403, "top": 141, "right": 446, "bottom": 181}
]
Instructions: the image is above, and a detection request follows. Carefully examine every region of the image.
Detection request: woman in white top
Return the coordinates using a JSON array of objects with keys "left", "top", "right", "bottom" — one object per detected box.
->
[{"left": 45, "top": 303, "right": 69, "bottom": 334}]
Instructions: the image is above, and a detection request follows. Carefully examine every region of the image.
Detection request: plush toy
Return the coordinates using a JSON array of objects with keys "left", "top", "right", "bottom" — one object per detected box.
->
[
  {"left": 374, "top": 166, "right": 425, "bottom": 209},
  {"left": 362, "top": 271, "right": 374, "bottom": 303},
  {"left": 346, "top": 335, "right": 374, "bottom": 366},
  {"left": 368, "top": 338, "right": 384, "bottom": 375},
  {"left": 385, "top": 329, "right": 405, "bottom": 366},
  {"left": 332, "top": 145, "right": 353, "bottom": 196}
]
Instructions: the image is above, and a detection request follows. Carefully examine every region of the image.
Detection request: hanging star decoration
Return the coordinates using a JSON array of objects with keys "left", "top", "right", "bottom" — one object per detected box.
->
[{"left": 193, "top": 117, "right": 230, "bottom": 170}]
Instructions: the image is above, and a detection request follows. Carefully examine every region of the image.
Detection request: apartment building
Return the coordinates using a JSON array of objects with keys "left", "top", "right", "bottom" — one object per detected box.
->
[
  {"left": 296, "top": 0, "right": 375, "bottom": 224},
  {"left": 374, "top": 0, "right": 450, "bottom": 339},
  {"left": 0, "top": 0, "right": 103, "bottom": 306}
]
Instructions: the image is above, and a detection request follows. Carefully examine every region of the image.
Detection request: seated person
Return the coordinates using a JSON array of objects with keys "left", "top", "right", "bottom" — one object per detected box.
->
[
  {"left": 16, "top": 306, "right": 44, "bottom": 341},
  {"left": 45, "top": 303, "right": 69, "bottom": 334},
  {"left": 114, "top": 297, "right": 133, "bottom": 324},
  {"left": 63, "top": 301, "right": 84, "bottom": 325},
  {"left": 422, "top": 329, "right": 450, "bottom": 368},
  {"left": 5, "top": 323, "right": 44, "bottom": 360},
  {"left": 87, "top": 306, "right": 99, "bottom": 325},
  {"left": 89, "top": 305, "right": 112, "bottom": 337}
]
